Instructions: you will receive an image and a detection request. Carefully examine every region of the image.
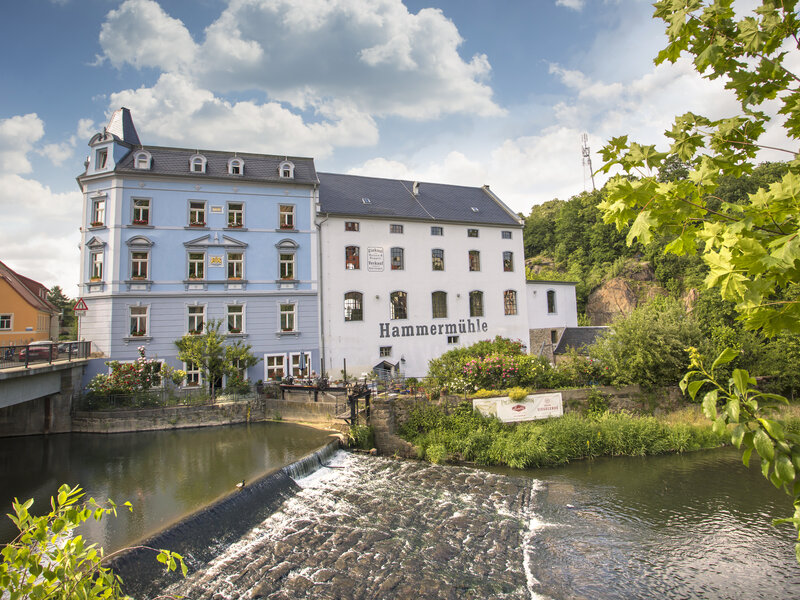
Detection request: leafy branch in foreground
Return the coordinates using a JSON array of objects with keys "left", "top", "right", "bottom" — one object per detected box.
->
[{"left": 0, "top": 483, "right": 186, "bottom": 599}]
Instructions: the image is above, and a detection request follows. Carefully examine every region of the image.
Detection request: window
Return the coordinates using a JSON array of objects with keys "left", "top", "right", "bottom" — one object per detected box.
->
[
  {"left": 185, "top": 361, "right": 202, "bottom": 386},
  {"left": 501, "top": 230, "right": 512, "bottom": 239},
  {"left": 188, "top": 252, "right": 205, "bottom": 279},
  {"left": 189, "top": 201, "right": 206, "bottom": 226},
  {"left": 228, "top": 157, "right": 244, "bottom": 175},
  {"left": 91, "top": 199, "right": 105, "bottom": 227},
  {"left": 467, "top": 228, "right": 479, "bottom": 238},
  {"left": 431, "top": 249, "right": 444, "bottom": 271},
  {"left": 469, "top": 291, "right": 484, "bottom": 317},
  {"left": 190, "top": 155, "right": 206, "bottom": 173},
  {"left": 390, "top": 291, "right": 407, "bottom": 320},
  {"left": 279, "top": 160, "right": 294, "bottom": 178},
  {"left": 390, "top": 224, "right": 404, "bottom": 234},
  {"left": 290, "top": 352, "right": 308, "bottom": 377},
  {"left": 279, "top": 205, "right": 295, "bottom": 230},
  {"left": 391, "top": 247, "right": 404, "bottom": 270},
  {"left": 547, "top": 290, "right": 557, "bottom": 314},
  {"left": 129, "top": 306, "right": 147, "bottom": 337},
  {"left": 95, "top": 149, "right": 108, "bottom": 169},
  {"left": 188, "top": 305, "right": 205, "bottom": 334},
  {"left": 345, "top": 246, "right": 360, "bottom": 270},
  {"left": 280, "top": 303, "right": 296, "bottom": 332},
  {"left": 447, "top": 335, "right": 459, "bottom": 344},
  {"left": 134, "top": 151, "right": 151, "bottom": 170},
  {"left": 90, "top": 252, "right": 103, "bottom": 280},
  {"left": 379, "top": 346, "right": 392, "bottom": 357},
  {"left": 344, "top": 292, "right": 363, "bottom": 321},
  {"left": 550, "top": 330, "right": 559, "bottom": 344},
  {"left": 228, "top": 305, "right": 243, "bottom": 333},
  {"left": 227, "top": 202, "right": 243, "bottom": 227},
  {"left": 345, "top": 221, "right": 360, "bottom": 231},
  {"left": 227, "top": 252, "right": 243, "bottom": 279},
  {"left": 132, "top": 198, "right": 150, "bottom": 225},
  {"left": 504, "top": 290, "right": 518, "bottom": 316},
  {"left": 0, "top": 314, "right": 11, "bottom": 330},
  {"left": 131, "top": 251, "right": 149, "bottom": 279},
  {"left": 432, "top": 291, "right": 447, "bottom": 319},
  {"left": 469, "top": 250, "right": 480, "bottom": 271},
  {"left": 266, "top": 355, "right": 286, "bottom": 380},
  {"left": 279, "top": 253, "right": 295, "bottom": 280},
  {"left": 503, "top": 251, "right": 514, "bottom": 272},
  {"left": 431, "top": 226, "right": 443, "bottom": 236}
]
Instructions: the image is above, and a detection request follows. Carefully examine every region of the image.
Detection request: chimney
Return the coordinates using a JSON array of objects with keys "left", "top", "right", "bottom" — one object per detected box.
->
[{"left": 412, "top": 181, "right": 420, "bottom": 196}]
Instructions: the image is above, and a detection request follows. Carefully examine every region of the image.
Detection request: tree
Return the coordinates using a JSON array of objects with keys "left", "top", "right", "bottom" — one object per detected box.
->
[
  {"left": 596, "top": 0, "right": 800, "bottom": 560},
  {"left": 47, "top": 285, "right": 76, "bottom": 338},
  {"left": 175, "top": 319, "right": 260, "bottom": 397}
]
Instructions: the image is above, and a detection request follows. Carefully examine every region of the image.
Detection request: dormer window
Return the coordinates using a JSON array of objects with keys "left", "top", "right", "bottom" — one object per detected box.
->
[
  {"left": 95, "top": 149, "right": 108, "bottom": 170},
  {"left": 228, "top": 157, "right": 244, "bottom": 175},
  {"left": 279, "top": 160, "right": 294, "bottom": 179},
  {"left": 134, "top": 150, "right": 151, "bottom": 170},
  {"left": 190, "top": 154, "right": 207, "bottom": 174}
]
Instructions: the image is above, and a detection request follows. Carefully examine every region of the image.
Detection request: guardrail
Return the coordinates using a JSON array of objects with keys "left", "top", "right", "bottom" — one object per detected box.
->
[{"left": 0, "top": 341, "right": 91, "bottom": 370}]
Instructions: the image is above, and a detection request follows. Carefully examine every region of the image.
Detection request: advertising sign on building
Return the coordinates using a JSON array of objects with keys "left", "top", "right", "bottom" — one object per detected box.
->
[
  {"left": 367, "top": 247, "right": 384, "bottom": 272},
  {"left": 473, "top": 392, "right": 563, "bottom": 423}
]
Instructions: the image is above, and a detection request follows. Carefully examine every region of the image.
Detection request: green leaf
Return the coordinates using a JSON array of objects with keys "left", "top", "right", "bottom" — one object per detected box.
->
[
  {"left": 726, "top": 397, "right": 740, "bottom": 422},
  {"left": 743, "top": 447, "right": 753, "bottom": 467},
  {"left": 732, "top": 369, "right": 753, "bottom": 396},
  {"left": 687, "top": 379, "right": 705, "bottom": 401},
  {"left": 711, "top": 347, "right": 740, "bottom": 371},
  {"left": 776, "top": 454, "right": 796, "bottom": 484},
  {"left": 702, "top": 389, "right": 719, "bottom": 420},
  {"left": 731, "top": 424, "right": 746, "bottom": 448},
  {"left": 754, "top": 429, "right": 775, "bottom": 461},
  {"left": 626, "top": 210, "right": 657, "bottom": 246}
]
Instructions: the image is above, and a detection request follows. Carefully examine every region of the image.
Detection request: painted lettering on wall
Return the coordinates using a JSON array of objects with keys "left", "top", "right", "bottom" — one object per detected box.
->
[
  {"left": 367, "top": 247, "right": 384, "bottom": 272},
  {"left": 379, "top": 319, "right": 489, "bottom": 338}
]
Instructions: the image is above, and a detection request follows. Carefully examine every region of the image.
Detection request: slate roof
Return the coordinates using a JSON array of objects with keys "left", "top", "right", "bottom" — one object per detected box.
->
[
  {"left": 106, "top": 108, "right": 140, "bottom": 146},
  {"left": 114, "top": 146, "right": 318, "bottom": 185},
  {"left": 554, "top": 327, "right": 609, "bottom": 355},
  {"left": 0, "top": 261, "right": 58, "bottom": 315},
  {"left": 318, "top": 172, "right": 521, "bottom": 226}
]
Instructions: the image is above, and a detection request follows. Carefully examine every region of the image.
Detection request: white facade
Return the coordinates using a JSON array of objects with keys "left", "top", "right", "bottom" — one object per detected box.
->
[
  {"left": 319, "top": 216, "right": 530, "bottom": 378},
  {"left": 526, "top": 281, "right": 579, "bottom": 329}
]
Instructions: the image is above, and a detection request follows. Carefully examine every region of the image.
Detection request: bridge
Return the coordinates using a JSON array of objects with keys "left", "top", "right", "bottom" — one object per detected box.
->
[{"left": 0, "top": 342, "right": 91, "bottom": 437}]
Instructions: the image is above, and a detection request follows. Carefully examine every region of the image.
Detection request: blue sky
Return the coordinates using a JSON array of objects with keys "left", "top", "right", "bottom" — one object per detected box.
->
[{"left": 0, "top": 0, "right": 762, "bottom": 297}]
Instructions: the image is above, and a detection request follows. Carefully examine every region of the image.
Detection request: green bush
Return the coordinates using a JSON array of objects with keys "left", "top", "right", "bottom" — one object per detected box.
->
[{"left": 348, "top": 424, "right": 375, "bottom": 450}]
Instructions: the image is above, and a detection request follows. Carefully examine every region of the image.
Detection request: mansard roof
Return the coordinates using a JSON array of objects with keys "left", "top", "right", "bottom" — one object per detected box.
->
[
  {"left": 113, "top": 146, "right": 318, "bottom": 185},
  {"left": 105, "top": 107, "right": 141, "bottom": 146},
  {"left": 317, "top": 172, "right": 521, "bottom": 226}
]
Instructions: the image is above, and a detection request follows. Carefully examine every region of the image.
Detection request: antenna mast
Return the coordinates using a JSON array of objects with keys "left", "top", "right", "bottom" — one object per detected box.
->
[{"left": 582, "top": 133, "right": 596, "bottom": 191}]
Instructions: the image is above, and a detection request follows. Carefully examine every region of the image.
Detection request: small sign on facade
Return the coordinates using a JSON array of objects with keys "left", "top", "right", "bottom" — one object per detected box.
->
[
  {"left": 210, "top": 206, "right": 223, "bottom": 213},
  {"left": 210, "top": 256, "right": 223, "bottom": 266},
  {"left": 367, "top": 247, "right": 384, "bottom": 272},
  {"left": 473, "top": 392, "right": 563, "bottom": 423}
]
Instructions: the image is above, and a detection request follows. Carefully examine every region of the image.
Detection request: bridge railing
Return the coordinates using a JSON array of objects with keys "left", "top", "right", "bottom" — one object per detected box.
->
[
  {"left": 0, "top": 341, "right": 92, "bottom": 370},
  {"left": 72, "top": 384, "right": 260, "bottom": 412}
]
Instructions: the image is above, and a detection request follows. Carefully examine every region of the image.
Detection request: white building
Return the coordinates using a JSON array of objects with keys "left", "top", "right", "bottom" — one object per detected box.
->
[{"left": 317, "top": 173, "right": 530, "bottom": 378}]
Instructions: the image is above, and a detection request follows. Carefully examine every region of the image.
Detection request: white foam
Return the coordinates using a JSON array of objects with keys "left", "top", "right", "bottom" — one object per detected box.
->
[{"left": 522, "top": 480, "right": 553, "bottom": 600}]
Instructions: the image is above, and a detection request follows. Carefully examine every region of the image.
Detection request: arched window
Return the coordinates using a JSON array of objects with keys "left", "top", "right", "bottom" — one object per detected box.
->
[
  {"left": 279, "top": 160, "right": 294, "bottom": 178},
  {"left": 547, "top": 290, "right": 557, "bottom": 314},
  {"left": 504, "top": 290, "right": 518, "bottom": 316},
  {"left": 133, "top": 150, "right": 151, "bottom": 170},
  {"left": 390, "top": 291, "right": 407, "bottom": 320},
  {"left": 190, "top": 154, "right": 207, "bottom": 173},
  {"left": 228, "top": 157, "right": 244, "bottom": 175},
  {"left": 345, "top": 246, "right": 360, "bottom": 269},
  {"left": 344, "top": 292, "right": 363, "bottom": 321},
  {"left": 431, "top": 291, "right": 447, "bottom": 318},
  {"left": 469, "top": 291, "right": 484, "bottom": 317},
  {"left": 391, "top": 247, "right": 404, "bottom": 270}
]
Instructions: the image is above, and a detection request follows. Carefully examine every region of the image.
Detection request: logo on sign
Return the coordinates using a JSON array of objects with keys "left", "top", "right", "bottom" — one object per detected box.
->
[{"left": 511, "top": 405, "right": 526, "bottom": 412}]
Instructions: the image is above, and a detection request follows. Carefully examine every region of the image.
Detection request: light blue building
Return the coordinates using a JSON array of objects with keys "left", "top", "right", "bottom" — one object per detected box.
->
[{"left": 77, "top": 108, "right": 320, "bottom": 387}]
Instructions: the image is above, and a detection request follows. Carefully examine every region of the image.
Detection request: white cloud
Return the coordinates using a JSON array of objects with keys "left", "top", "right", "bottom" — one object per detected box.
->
[
  {"left": 0, "top": 114, "right": 45, "bottom": 175},
  {"left": 556, "top": 0, "right": 585, "bottom": 10},
  {"left": 39, "top": 142, "right": 75, "bottom": 166}
]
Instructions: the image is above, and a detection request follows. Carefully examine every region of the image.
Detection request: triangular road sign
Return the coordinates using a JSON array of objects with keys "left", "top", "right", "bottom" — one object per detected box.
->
[{"left": 73, "top": 298, "right": 89, "bottom": 312}]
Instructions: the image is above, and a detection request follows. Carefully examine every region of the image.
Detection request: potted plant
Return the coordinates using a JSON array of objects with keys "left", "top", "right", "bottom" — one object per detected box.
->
[
  {"left": 90, "top": 221, "right": 103, "bottom": 227},
  {"left": 189, "top": 220, "right": 205, "bottom": 227},
  {"left": 228, "top": 327, "right": 241, "bottom": 334},
  {"left": 133, "top": 218, "right": 148, "bottom": 225},
  {"left": 228, "top": 222, "right": 242, "bottom": 228}
]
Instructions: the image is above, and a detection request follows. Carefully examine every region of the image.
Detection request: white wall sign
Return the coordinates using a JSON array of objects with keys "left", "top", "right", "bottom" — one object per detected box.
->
[
  {"left": 367, "top": 247, "right": 384, "bottom": 271},
  {"left": 473, "top": 392, "right": 563, "bottom": 422}
]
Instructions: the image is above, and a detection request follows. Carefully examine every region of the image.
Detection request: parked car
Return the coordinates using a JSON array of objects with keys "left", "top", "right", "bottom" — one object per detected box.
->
[
  {"left": 19, "top": 341, "right": 57, "bottom": 361},
  {"left": 58, "top": 341, "right": 80, "bottom": 354}
]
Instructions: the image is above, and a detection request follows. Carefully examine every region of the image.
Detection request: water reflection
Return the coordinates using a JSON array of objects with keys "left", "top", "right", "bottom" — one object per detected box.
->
[{"left": 0, "top": 422, "right": 334, "bottom": 552}]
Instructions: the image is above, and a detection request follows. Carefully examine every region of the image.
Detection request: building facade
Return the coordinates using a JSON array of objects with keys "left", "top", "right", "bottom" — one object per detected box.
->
[
  {"left": 526, "top": 280, "right": 579, "bottom": 362},
  {"left": 317, "top": 172, "right": 530, "bottom": 378},
  {"left": 76, "top": 109, "right": 320, "bottom": 385},
  {"left": 0, "top": 261, "right": 59, "bottom": 346}
]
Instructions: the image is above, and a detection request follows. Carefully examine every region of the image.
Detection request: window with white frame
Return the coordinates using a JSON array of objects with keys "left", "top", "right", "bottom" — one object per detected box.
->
[
  {"left": 129, "top": 306, "right": 147, "bottom": 336},
  {"left": 266, "top": 354, "right": 286, "bottom": 380},
  {"left": 228, "top": 157, "right": 244, "bottom": 175},
  {"left": 279, "top": 253, "right": 295, "bottom": 280},
  {"left": 432, "top": 291, "right": 447, "bottom": 319},
  {"left": 227, "top": 252, "right": 244, "bottom": 279},
  {"left": 190, "top": 155, "right": 206, "bottom": 173},
  {"left": 345, "top": 246, "right": 360, "bottom": 270},
  {"left": 227, "top": 304, "right": 244, "bottom": 333},
  {"left": 431, "top": 249, "right": 444, "bottom": 271},
  {"left": 188, "top": 252, "right": 205, "bottom": 279},
  {"left": 280, "top": 303, "right": 296, "bottom": 332},
  {"left": 279, "top": 160, "right": 294, "bottom": 178},
  {"left": 0, "top": 314, "right": 11, "bottom": 330},
  {"left": 134, "top": 151, "right": 151, "bottom": 170},
  {"left": 227, "top": 202, "right": 243, "bottom": 227},
  {"left": 469, "top": 290, "right": 484, "bottom": 317},
  {"left": 185, "top": 361, "right": 202, "bottom": 386},
  {"left": 547, "top": 290, "right": 557, "bottom": 314},
  {"left": 447, "top": 335, "right": 459, "bottom": 344},
  {"left": 188, "top": 305, "right": 205, "bottom": 334},
  {"left": 132, "top": 198, "right": 150, "bottom": 225},
  {"left": 390, "top": 291, "right": 407, "bottom": 320},
  {"left": 91, "top": 199, "right": 105, "bottom": 226},
  {"left": 390, "top": 224, "right": 404, "bottom": 234},
  {"left": 390, "top": 247, "right": 404, "bottom": 270},
  {"left": 469, "top": 250, "right": 480, "bottom": 272},
  {"left": 503, "top": 251, "right": 514, "bottom": 272},
  {"left": 131, "top": 251, "right": 149, "bottom": 279},
  {"left": 189, "top": 201, "right": 206, "bottom": 226},
  {"left": 279, "top": 204, "right": 295, "bottom": 230},
  {"left": 504, "top": 290, "right": 518, "bottom": 316},
  {"left": 501, "top": 230, "right": 512, "bottom": 239},
  {"left": 344, "top": 292, "right": 363, "bottom": 321},
  {"left": 95, "top": 149, "right": 108, "bottom": 170},
  {"left": 290, "top": 352, "right": 308, "bottom": 378},
  {"left": 467, "top": 228, "right": 479, "bottom": 238},
  {"left": 90, "top": 252, "right": 103, "bottom": 280}
]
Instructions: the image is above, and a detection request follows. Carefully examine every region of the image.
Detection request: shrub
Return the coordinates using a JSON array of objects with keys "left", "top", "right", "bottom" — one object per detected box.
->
[
  {"left": 86, "top": 346, "right": 163, "bottom": 396},
  {"left": 348, "top": 424, "right": 374, "bottom": 450},
  {"left": 507, "top": 387, "right": 529, "bottom": 402}
]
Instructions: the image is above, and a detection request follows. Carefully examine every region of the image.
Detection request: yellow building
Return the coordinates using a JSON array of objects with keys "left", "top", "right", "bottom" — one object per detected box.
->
[{"left": 0, "top": 261, "right": 59, "bottom": 346}]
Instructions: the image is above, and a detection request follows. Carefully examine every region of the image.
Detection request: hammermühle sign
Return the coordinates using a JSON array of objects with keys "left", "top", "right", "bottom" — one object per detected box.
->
[{"left": 379, "top": 318, "right": 489, "bottom": 338}]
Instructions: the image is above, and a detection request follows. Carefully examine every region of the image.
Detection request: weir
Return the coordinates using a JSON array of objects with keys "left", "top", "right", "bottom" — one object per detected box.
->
[{"left": 110, "top": 439, "right": 341, "bottom": 598}]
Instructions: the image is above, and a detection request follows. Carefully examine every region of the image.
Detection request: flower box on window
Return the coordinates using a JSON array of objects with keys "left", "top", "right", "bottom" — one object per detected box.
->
[
  {"left": 131, "top": 276, "right": 147, "bottom": 280},
  {"left": 90, "top": 277, "right": 101, "bottom": 282},
  {"left": 228, "top": 223, "right": 243, "bottom": 228},
  {"left": 90, "top": 221, "right": 104, "bottom": 227},
  {"left": 228, "top": 328, "right": 241, "bottom": 334},
  {"left": 133, "top": 219, "right": 149, "bottom": 225},
  {"left": 189, "top": 221, "right": 206, "bottom": 227},
  {"left": 228, "top": 277, "right": 242, "bottom": 281},
  {"left": 189, "top": 329, "right": 202, "bottom": 335},
  {"left": 130, "top": 331, "right": 145, "bottom": 337}
]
